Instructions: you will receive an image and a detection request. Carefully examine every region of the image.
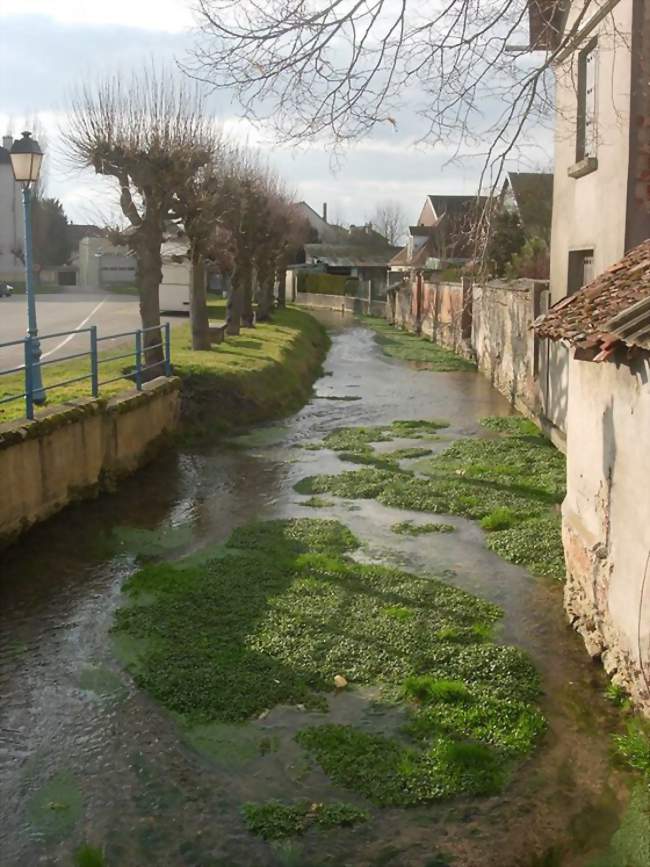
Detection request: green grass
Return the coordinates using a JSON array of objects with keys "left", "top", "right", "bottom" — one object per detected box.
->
[
  {"left": 113, "top": 516, "right": 544, "bottom": 809},
  {"left": 613, "top": 720, "right": 650, "bottom": 774},
  {"left": 6, "top": 283, "right": 62, "bottom": 294},
  {"left": 296, "top": 417, "right": 566, "bottom": 578},
  {"left": 363, "top": 317, "right": 476, "bottom": 371},
  {"left": 73, "top": 845, "right": 106, "bottom": 867},
  {"left": 392, "top": 521, "right": 455, "bottom": 536},
  {"left": 388, "top": 446, "right": 435, "bottom": 460},
  {"left": 0, "top": 303, "right": 328, "bottom": 427},
  {"left": 242, "top": 800, "right": 368, "bottom": 840}
]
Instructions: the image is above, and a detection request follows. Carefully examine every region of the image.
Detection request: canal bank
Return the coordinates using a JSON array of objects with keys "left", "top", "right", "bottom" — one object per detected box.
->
[{"left": 0, "top": 311, "right": 640, "bottom": 867}]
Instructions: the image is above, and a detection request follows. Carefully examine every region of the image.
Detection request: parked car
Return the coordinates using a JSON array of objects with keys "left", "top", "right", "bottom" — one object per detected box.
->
[{"left": 0, "top": 282, "right": 13, "bottom": 298}]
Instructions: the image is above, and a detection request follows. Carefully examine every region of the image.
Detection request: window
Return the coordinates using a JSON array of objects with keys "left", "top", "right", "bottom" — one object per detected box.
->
[
  {"left": 577, "top": 40, "right": 598, "bottom": 161},
  {"left": 568, "top": 249, "right": 595, "bottom": 294}
]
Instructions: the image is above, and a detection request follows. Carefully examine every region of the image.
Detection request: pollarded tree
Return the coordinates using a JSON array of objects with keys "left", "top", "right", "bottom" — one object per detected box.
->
[{"left": 65, "top": 68, "right": 215, "bottom": 368}]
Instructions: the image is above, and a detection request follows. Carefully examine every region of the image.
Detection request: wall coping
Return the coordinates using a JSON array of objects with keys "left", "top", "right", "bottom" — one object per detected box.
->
[{"left": 0, "top": 376, "right": 181, "bottom": 451}]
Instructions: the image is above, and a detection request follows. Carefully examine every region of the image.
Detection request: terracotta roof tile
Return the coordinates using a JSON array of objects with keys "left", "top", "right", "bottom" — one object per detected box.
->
[{"left": 534, "top": 239, "right": 650, "bottom": 352}]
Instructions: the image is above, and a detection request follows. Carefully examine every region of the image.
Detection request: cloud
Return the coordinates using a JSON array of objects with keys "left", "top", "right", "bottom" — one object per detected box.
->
[{"left": 0, "top": 13, "right": 552, "bottom": 229}]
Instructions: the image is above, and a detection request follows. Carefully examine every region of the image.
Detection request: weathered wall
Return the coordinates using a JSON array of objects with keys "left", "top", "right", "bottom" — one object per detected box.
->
[
  {"left": 472, "top": 280, "right": 546, "bottom": 418},
  {"left": 563, "top": 352, "right": 650, "bottom": 710},
  {"left": 550, "top": 0, "right": 634, "bottom": 303},
  {"left": 0, "top": 377, "right": 181, "bottom": 547},
  {"left": 295, "top": 291, "right": 385, "bottom": 317},
  {"left": 392, "top": 280, "right": 472, "bottom": 355}
]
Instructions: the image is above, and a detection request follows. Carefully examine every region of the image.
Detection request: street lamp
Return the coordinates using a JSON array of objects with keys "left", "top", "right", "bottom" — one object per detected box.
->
[{"left": 10, "top": 131, "right": 46, "bottom": 405}]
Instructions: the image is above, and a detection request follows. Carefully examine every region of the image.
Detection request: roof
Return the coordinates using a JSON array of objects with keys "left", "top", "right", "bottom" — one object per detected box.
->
[
  {"left": 505, "top": 172, "right": 553, "bottom": 238},
  {"left": 67, "top": 224, "right": 105, "bottom": 247},
  {"left": 305, "top": 243, "right": 397, "bottom": 268},
  {"left": 389, "top": 236, "right": 438, "bottom": 269},
  {"left": 427, "top": 195, "right": 487, "bottom": 219},
  {"left": 534, "top": 239, "right": 650, "bottom": 357}
]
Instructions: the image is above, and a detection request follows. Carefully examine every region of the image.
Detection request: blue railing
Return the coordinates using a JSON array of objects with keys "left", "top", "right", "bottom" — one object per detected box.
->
[{"left": 0, "top": 322, "right": 172, "bottom": 421}]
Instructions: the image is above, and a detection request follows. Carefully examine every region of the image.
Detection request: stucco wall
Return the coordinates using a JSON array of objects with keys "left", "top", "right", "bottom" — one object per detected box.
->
[
  {"left": 563, "top": 353, "right": 650, "bottom": 709},
  {"left": 392, "top": 280, "right": 472, "bottom": 355},
  {"left": 0, "top": 377, "right": 181, "bottom": 547},
  {"left": 0, "top": 158, "right": 24, "bottom": 280},
  {"left": 550, "top": 0, "right": 634, "bottom": 303}
]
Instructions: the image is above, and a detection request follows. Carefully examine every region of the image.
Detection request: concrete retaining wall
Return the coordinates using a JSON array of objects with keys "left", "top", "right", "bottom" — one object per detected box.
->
[
  {"left": 0, "top": 377, "right": 181, "bottom": 547},
  {"left": 295, "top": 291, "right": 386, "bottom": 317}
]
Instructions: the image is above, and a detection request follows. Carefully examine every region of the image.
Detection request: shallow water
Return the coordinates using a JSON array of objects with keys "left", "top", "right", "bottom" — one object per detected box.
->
[{"left": 0, "top": 312, "right": 632, "bottom": 866}]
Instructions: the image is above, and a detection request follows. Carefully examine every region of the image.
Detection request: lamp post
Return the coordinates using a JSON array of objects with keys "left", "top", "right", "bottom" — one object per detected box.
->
[{"left": 10, "top": 131, "right": 45, "bottom": 404}]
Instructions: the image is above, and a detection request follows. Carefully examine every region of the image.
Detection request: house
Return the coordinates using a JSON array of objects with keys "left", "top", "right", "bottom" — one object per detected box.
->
[
  {"left": 0, "top": 135, "right": 24, "bottom": 281},
  {"left": 291, "top": 201, "right": 348, "bottom": 245},
  {"left": 411, "top": 194, "right": 488, "bottom": 261},
  {"left": 534, "top": 238, "right": 650, "bottom": 712},
  {"left": 78, "top": 236, "right": 136, "bottom": 289},
  {"left": 287, "top": 221, "right": 398, "bottom": 303},
  {"left": 549, "top": 0, "right": 649, "bottom": 305},
  {"left": 500, "top": 172, "right": 554, "bottom": 242}
]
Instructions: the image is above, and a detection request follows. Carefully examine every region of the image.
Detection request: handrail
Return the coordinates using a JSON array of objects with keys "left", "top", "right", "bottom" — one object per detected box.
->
[{"left": 0, "top": 321, "right": 172, "bottom": 420}]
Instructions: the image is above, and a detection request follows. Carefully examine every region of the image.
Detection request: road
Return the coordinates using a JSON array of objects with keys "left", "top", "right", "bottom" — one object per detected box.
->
[{"left": 0, "top": 288, "right": 187, "bottom": 368}]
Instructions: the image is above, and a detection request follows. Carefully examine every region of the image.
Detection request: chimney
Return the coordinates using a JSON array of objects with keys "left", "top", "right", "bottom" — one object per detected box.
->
[
  {"left": 2, "top": 135, "right": 12, "bottom": 151},
  {"left": 322, "top": 202, "right": 328, "bottom": 223}
]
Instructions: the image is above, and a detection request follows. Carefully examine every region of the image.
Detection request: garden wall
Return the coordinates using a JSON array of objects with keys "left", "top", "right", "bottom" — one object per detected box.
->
[
  {"left": 0, "top": 377, "right": 181, "bottom": 548},
  {"left": 392, "top": 280, "right": 472, "bottom": 356}
]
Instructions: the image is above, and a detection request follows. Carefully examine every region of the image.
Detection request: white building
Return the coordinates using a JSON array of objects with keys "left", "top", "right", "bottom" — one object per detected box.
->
[{"left": 0, "top": 135, "right": 24, "bottom": 281}]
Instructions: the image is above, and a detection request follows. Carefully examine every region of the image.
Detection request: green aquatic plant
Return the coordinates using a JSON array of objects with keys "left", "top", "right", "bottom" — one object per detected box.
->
[
  {"left": 337, "top": 450, "right": 399, "bottom": 471},
  {"left": 242, "top": 800, "right": 368, "bottom": 840},
  {"left": 363, "top": 317, "right": 476, "bottom": 371},
  {"left": 403, "top": 676, "right": 471, "bottom": 705},
  {"left": 613, "top": 720, "right": 650, "bottom": 774},
  {"left": 300, "top": 496, "right": 335, "bottom": 509},
  {"left": 388, "top": 446, "right": 435, "bottom": 460},
  {"left": 480, "top": 507, "right": 518, "bottom": 532},
  {"left": 391, "top": 520, "right": 455, "bottom": 536},
  {"left": 485, "top": 516, "right": 565, "bottom": 579},
  {"left": 73, "top": 845, "right": 106, "bottom": 867},
  {"left": 604, "top": 682, "right": 629, "bottom": 708},
  {"left": 27, "top": 771, "right": 83, "bottom": 840},
  {"left": 480, "top": 416, "right": 541, "bottom": 437}
]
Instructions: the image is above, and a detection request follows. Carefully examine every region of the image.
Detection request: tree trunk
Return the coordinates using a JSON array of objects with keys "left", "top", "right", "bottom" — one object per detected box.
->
[
  {"left": 190, "top": 246, "right": 211, "bottom": 350},
  {"left": 256, "top": 280, "right": 274, "bottom": 321},
  {"left": 277, "top": 268, "right": 287, "bottom": 308},
  {"left": 241, "top": 262, "right": 256, "bottom": 327},
  {"left": 136, "top": 235, "right": 164, "bottom": 377},
  {"left": 226, "top": 273, "right": 242, "bottom": 335}
]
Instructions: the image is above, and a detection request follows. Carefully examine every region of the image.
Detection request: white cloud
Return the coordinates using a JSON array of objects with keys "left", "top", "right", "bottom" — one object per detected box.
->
[{"left": 0, "top": 0, "right": 193, "bottom": 32}]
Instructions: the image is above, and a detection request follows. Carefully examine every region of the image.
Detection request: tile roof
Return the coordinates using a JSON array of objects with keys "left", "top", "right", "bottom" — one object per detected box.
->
[
  {"left": 304, "top": 243, "right": 397, "bottom": 268},
  {"left": 534, "top": 239, "right": 650, "bottom": 356},
  {"left": 389, "top": 237, "right": 438, "bottom": 269}
]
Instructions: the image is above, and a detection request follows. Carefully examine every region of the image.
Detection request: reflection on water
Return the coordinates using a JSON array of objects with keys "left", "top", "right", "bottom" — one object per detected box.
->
[{"left": 0, "top": 313, "right": 632, "bottom": 866}]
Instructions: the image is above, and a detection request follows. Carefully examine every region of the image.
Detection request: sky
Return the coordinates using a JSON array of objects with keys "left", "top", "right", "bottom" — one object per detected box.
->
[{"left": 0, "top": 1, "right": 552, "bottom": 230}]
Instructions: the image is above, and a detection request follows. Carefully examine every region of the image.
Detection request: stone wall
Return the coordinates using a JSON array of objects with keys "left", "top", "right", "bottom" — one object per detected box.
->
[
  {"left": 392, "top": 280, "right": 472, "bottom": 356},
  {"left": 562, "top": 353, "right": 650, "bottom": 710},
  {"left": 472, "top": 280, "right": 547, "bottom": 418},
  {"left": 0, "top": 377, "right": 181, "bottom": 547}
]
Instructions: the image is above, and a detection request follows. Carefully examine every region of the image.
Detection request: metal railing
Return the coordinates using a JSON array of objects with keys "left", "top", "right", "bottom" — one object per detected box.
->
[{"left": 0, "top": 322, "right": 172, "bottom": 420}]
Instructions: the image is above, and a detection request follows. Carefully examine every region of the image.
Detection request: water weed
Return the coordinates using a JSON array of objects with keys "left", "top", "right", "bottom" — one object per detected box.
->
[
  {"left": 73, "top": 845, "right": 106, "bottom": 867},
  {"left": 242, "top": 800, "right": 368, "bottom": 840},
  {"left": 392, "top": 521, "right": 455, "bottom": 536},
  {"left": 363, "top": 317, "right": 476, "bottom": 371}
]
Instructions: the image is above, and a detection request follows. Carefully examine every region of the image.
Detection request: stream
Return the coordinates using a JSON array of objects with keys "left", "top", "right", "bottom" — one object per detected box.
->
[{"left": 0, "top": 313, "right": 634, "bottom": 867}]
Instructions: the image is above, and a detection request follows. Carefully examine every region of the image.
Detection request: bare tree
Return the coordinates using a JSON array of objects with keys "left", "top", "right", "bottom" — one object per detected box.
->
[
  {"left": 367, "top": 200, "right": 407, "bottom": 245},
  {"left": 189, "top": 0, "right": 608, "bottom": 220},
  {"left": 65, "top": 68, "right": 215, "bottom": 369}
]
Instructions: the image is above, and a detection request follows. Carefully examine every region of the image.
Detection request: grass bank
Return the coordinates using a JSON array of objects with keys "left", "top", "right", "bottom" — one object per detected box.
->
[
  {"left": 363, "top": 316, "right": 476, "bottom": 371},
  {"left": 0, "top": 302, "right": 328, "bottom": 429},
  {"left": 296, "top": 416, "right": 566, "bottom": 579},
  {"left": 113, "top": 516, "right": 545, "bottom": 831}
]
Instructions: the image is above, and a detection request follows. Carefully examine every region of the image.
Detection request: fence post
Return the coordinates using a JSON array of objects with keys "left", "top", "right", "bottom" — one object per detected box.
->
[
  {"left": 135, "top": 330, "right": 143, "bottom": 391},
  {"left": 24, "top": 336, "right": 34, "bottom": 420},
  {"left": 164, "top": 322, "right": 171, "bottom": 376},
  {"left": 90, "top": 325, "right": 99, "bottom": 398}
]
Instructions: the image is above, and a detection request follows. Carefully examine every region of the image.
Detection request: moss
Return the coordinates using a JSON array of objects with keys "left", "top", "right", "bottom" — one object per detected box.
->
[
  {"left": 391, "top": 521, "right": 455, "bottom": 536},
  {"left": 242, "top": 800, "right": 368, "bottom": 840},
  {"left": 363, "top": 317, "right": 476, "bottom": 371}
]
